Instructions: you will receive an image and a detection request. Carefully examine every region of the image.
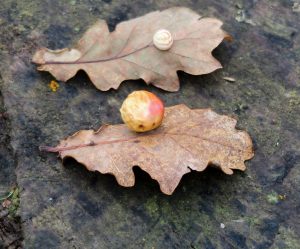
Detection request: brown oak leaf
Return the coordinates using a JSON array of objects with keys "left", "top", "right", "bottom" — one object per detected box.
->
[
  {"left": 42, "top": 105, "right": 254, "bottom": 195},
  {"left": 33, "top": 7, "right": 229, "bottom": 92}
]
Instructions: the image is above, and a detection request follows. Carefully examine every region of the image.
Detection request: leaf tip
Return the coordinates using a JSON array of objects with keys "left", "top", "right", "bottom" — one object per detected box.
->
[{"left": 32, "top": 48, "right": 47, "bottom": 64}]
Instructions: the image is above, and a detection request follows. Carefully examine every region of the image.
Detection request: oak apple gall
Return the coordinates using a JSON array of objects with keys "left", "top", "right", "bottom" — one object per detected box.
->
[{"left": 120, "top": 91, "right": 165, "bottom": 132}]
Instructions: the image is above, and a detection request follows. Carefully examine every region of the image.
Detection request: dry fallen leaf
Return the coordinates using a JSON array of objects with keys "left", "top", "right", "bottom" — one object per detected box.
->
[
  {"left": 33, "top": 7, "right": 229, "bottom": 92},
  {"left": 42, "top": 105, "right": 254, "bottom": 195}
]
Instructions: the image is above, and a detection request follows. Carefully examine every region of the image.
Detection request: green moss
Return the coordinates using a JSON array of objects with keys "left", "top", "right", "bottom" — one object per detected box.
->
[
  {"left": 145, "top": 197, "right": 159, "bottom": 218},
  {"left": 214, "top": 202, "right": 235, "bottom": 221},
  {"left": 262, "top": 18, "right": 296, "bottom": 40},
  {"left": 286, "top": 91, "right": 300, "bottom": 108},
  {"left": 245, "top": 216, "right": 262, "bottom": 227},
  {"left": 198, "top": 214, "right": 215, "bottom": 237},
  {"left": 7, "top": 187, "right": 20, "bottom": 218},
  {"left": 274, "top": 227, "right": 300, "bottom": 249},
  {"left": 70, "top": 0, "right": 77, "bottom": 6},
  {"left": 266, "top": 192, "right": 279, "bottom": 205}
]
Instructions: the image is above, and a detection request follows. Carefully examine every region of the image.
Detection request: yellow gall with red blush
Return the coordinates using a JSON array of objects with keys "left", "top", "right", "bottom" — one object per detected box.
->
[{"left": 120, "top": 91, "right": 165, "bottom": 132}]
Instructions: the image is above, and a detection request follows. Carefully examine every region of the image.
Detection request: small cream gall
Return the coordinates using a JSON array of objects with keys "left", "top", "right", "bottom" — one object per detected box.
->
[{"left": 153, "top": 29, "right": 173, "bottom": 51}]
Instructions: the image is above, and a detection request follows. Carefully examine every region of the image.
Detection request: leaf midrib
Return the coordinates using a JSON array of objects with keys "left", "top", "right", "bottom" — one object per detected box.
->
[{"left": 52, "top": 130, "right": 252, "bottom": 154}]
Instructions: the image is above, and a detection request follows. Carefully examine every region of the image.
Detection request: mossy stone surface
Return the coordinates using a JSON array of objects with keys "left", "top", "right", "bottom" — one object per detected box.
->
[{"left": 0, "top": 0, "right": 299, "bottom": 248}]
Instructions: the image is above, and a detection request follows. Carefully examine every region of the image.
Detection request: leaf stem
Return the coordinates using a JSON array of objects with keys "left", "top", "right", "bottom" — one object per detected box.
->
[{"left": 39, "top": 145, "right": 62, "bottom": 153}]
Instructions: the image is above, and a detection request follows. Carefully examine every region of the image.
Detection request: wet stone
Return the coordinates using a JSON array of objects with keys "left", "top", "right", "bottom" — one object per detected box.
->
[{"left": 0, "top": 0, "right": 299, "bottom": 248}]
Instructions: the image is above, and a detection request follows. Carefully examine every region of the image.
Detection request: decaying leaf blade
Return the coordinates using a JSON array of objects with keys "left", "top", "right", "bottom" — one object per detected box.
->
[
  {"left": 33, "top": 7, "right": 228, "bottom": 92},
  {"left": 44, "top": 105, "right": 254, "bottom": 195}
]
